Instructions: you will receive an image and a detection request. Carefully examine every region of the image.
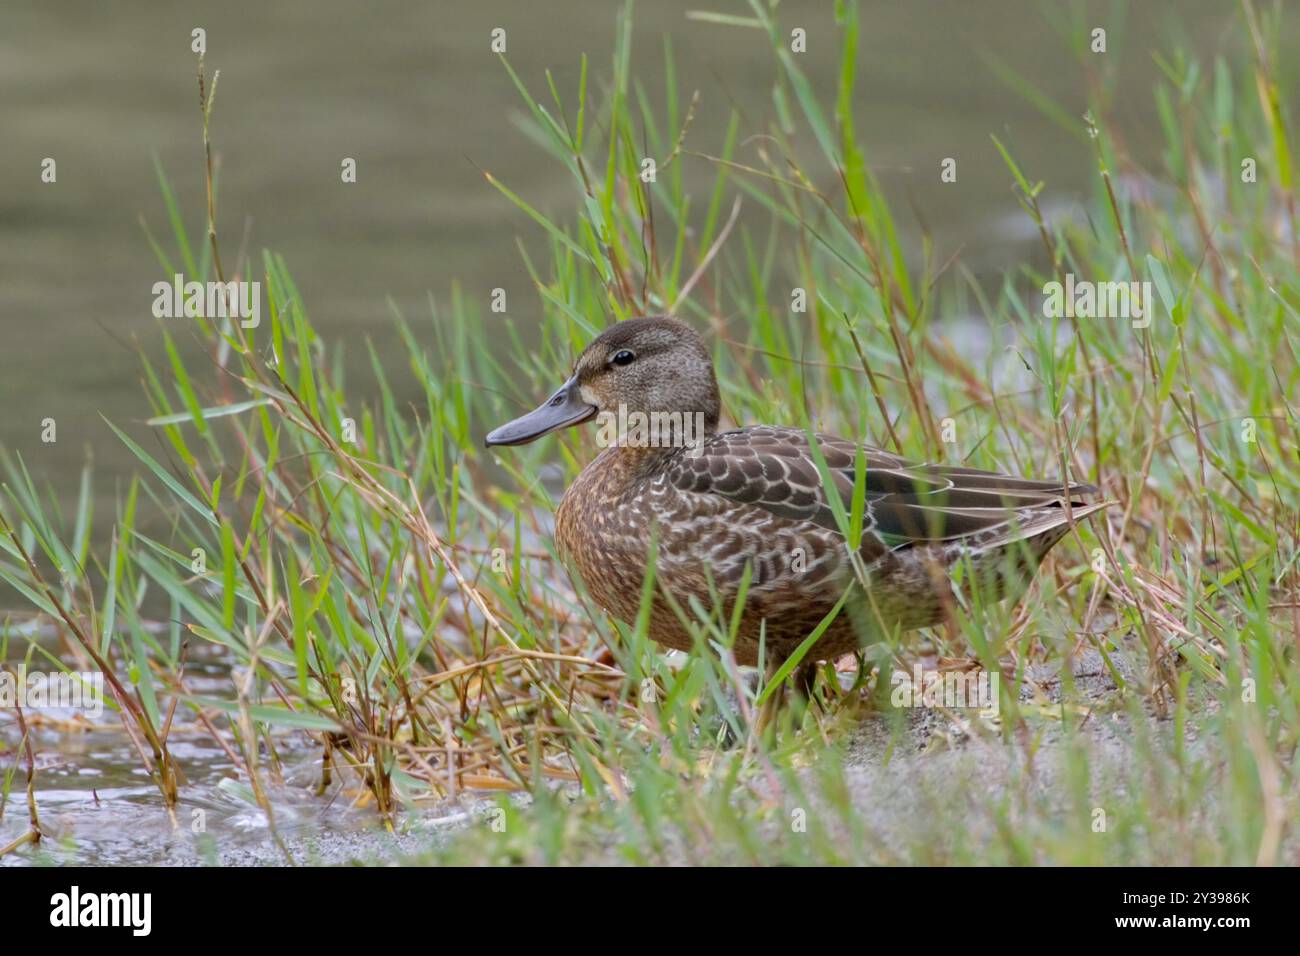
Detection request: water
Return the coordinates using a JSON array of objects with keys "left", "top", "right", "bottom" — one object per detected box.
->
[
  {"left": 0, "top": 0, "right": 1290, "bottom": 863},
  {"left": 1, "top": 638, "right": 483, "bottom": 865},
  {"left": 2, "top": 0, "right": 1267, "bottom": 528}
]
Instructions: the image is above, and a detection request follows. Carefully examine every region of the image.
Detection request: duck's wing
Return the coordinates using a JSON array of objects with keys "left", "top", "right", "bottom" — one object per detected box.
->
[{"left": 664, "top": 425, "right": 1099, "bottom": 553}]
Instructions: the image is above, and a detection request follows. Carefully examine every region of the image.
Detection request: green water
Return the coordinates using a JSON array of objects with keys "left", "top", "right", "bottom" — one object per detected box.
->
[{"left": 1, "top": 0, "right": 1271, "bottom": 532}]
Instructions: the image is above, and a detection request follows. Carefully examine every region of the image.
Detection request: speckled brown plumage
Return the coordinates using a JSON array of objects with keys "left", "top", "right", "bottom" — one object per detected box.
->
[{"left": 490, "top": 316, "right": 1106, "bottom": 668}]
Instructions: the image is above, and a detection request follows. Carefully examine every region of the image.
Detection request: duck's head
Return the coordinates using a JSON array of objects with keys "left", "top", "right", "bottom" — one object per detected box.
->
[{"left": 485, "top": 315, "right": 720, "bottom": 448}]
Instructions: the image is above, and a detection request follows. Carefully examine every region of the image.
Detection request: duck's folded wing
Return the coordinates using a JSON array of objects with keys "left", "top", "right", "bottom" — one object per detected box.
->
[{"left": 665, "top": 426, "right": 1097, "bottom": 551}]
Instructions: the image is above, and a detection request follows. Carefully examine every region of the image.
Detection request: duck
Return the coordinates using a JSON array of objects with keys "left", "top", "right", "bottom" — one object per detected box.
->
[{"left": 486, "top": 315, "right": 1105, "bottom": 688}]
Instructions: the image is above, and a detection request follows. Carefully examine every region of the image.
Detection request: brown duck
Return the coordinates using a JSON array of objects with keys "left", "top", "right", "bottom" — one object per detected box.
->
[{"left": 487, "top": 316, "right": 1104, "bottom": 676}]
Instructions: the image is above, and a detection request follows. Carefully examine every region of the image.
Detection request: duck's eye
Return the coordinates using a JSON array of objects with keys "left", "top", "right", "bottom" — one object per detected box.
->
[{"left": 611, "top": 349, "right": 636, "bottom": 367}]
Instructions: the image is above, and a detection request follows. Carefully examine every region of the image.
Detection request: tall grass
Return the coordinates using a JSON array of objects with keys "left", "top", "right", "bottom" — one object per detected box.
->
[{"left": 1, "top": 0, "right": 1297, "bottom": 864}]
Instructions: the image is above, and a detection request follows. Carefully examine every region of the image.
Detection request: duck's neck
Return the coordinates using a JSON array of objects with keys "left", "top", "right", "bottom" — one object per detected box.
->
[
  {"left": 588, "top": 425, "right": 715, "bottom": 485},
  {"left": 609, "top": 443, "right": 682, "bottom": 478},
  {"left": 592, "top": 406, "right": 716, "bottom": 460}
]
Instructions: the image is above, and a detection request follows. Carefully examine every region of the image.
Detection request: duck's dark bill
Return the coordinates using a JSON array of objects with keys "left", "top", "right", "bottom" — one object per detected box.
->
[{"left": 485, "top": 375, "right": 597, "bottom": 446}]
